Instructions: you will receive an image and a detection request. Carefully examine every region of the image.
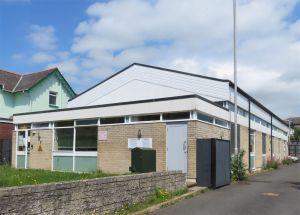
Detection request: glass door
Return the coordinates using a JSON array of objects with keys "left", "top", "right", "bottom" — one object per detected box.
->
[
  {"left": 250, "top": 130, "right": 256, "bottom": 170},
  {"left": 16, "top": 130, "right": 30, "bottom": 169}
]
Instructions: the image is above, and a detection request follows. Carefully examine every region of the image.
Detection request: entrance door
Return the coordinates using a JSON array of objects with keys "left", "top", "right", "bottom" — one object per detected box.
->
[
  {"left": 16, "top": 130, "right": 30, "bottom": 169},
  {"left": 166, "top": 123, "right": 187, "bottom": 173},
  {"left": 250, "top": 130, "right": 256, "bottom": 170}
]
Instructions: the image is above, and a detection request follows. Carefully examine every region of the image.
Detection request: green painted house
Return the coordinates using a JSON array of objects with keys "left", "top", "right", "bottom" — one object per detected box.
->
[
  {"left": 0, "top": 67, "right": 76, "bottom": 119},
  {"left": 0, "top": 67, "right": 75, "bottom": 163}
]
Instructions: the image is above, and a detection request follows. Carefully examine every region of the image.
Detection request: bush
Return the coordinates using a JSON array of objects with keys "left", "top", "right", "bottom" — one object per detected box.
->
[
  {"left": 282, "top": 157, "right": 293, "bottom": 165},
  {"left": 231, "top": 150, "right": 247, "bottom": 181},
  {"left": 265, "top": 159, "right": 280, "bottom": 170}
]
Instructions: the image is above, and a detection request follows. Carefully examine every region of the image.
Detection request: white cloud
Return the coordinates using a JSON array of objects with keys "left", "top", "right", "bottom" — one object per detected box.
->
[
  {"left": 28, "top": 25, "right": 57, "bottom": 50},
  {"left": 42, "top": 0, "right": 300, "bottom": 117},
  {"left": 30, "top": 52, "right": 55, "bottom": 63}
]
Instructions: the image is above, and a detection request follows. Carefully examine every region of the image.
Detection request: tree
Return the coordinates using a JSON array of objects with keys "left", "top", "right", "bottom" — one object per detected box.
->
[{"left": 291, "top": 127, "right": 300, "bottom": 142}]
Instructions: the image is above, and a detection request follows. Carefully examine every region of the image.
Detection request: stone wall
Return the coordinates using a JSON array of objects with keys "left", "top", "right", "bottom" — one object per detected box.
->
[
  {"left": 98, "top": 122, "right": 166, "bottom": 174},
  {"left": 0, "top": 171, "right": 186, "bottom": 215},
  {"left": 187, "top": 121, "right": 230, "bottom": 179}
]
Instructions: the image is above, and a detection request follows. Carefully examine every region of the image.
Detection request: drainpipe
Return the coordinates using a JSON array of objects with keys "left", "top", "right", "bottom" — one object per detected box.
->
[
  {"left": 248, "top": 99, "right": 251, "bottom": 172},
  {"left": 271, "top": 115, "right": 273, "bottom": 160}
]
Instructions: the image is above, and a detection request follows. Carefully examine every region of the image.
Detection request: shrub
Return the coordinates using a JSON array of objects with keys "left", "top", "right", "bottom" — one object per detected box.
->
[
  {"left": 282, "top": 157, "right": 293, "bottom": 165},
  {"left": 231, "top": 150, "right": 247, "bottom": 181},
  {"left": 265, "top": 159, "right": 280, "bottom": 170}
]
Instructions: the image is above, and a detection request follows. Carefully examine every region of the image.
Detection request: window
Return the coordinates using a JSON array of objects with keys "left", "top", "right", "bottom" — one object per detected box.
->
[
  {"left": 262, "top": 133, "right": 266, "bottom": 154},
  {"left": 215, "top": 118, "right": 228, "bottom": 127},
  {"left": 131, "top": 114, "right": 160, "bottom": 122},
  {"left": 32, "top": 123, "right": 49, "bottom": 128},
  {"left": 250, "top": 130, "right": 255, "bottom": 153},
  {"left": 49, "top": 91, "right": 58, "bottom": 106},
  {"left": 100, "top": 117, "right": 124, "bottom": 124},
  {"left": 54, "top": 121, "right": 74, "bottom": 127},
  {"left": 197, "top": 112, "right": 214, "bottom": 123},
  {"left": 76, "top": 119, "right": 98, "bottom": 126},
  {"left": 76, "top": 127, "right": 97, "bottom": 151},
  {"left": 54, "top": 128, "right": 73, "bottom": 151},
  {"left": 17, "top": 131, "right": 26, "bottom": 151},
  {"left": 162, "top": 112, "right": 190, "bottom": 120}
]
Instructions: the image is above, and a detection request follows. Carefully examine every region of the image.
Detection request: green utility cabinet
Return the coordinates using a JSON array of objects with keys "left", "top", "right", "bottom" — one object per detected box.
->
[{"left": 130, "top": 147, "right": 156, "bottom": 173}]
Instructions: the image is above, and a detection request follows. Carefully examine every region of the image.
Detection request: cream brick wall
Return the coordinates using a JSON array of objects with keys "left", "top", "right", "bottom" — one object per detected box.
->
[
  {"left": 240, "top": 125, "right": 249, "bottom": 168},
  {"left": 11, "top": 131, "right": 16, "bottom": 168},
  {"left": 29, "top": 129, "right": 52, "bottom": 170},
  {"left": 187, "top": 121, "right": 230, "bottom": 179},
  {"left": 98, "top": 123, "right": 166, "bottom": 174}
]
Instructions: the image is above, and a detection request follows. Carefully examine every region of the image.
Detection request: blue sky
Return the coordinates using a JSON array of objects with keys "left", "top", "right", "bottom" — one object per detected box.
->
[{"left": 1, "top": 0, "right": 300, "bottom": 118}]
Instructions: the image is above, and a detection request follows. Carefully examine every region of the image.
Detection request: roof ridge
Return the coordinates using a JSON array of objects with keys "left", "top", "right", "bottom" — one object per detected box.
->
[
  {"left": 22, "top": 67, "right": 57, "bottom": 76},
  {"left": 12, "top": 75, "right": 23, "bottom": 92}
]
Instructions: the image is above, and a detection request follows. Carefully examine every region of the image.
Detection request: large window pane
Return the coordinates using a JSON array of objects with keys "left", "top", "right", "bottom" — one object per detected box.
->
[
  {"left": 197, "top": 112, "right": 214, "bottom": 123},
  {"left": 54, "top": 128, "right": 73, "bottom": 151},
  {"left": 131, "top": 114, "right": 160, "bottom": 122},
  {"left": 55, "top": 121, "right": 74, "bottom": 127},
  {"left": 76, "top": 119, "right": 98, "bottom": 126},
  {"left": 101, "top": 117, "right": 124, "bottom": 124},
  {"left": 163, "top": 112, "right": 190, "bottom": 120},
  {"left": 215, "top": 118, "right": 228, "bottom": 127},
  {"left": 76, "top": 127, "right": 97, "bottom": 151}
]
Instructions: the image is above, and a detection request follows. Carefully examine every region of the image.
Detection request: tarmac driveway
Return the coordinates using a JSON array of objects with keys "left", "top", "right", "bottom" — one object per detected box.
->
[{"left": 152, "top": 163, "right": 300, "bottom": 215}]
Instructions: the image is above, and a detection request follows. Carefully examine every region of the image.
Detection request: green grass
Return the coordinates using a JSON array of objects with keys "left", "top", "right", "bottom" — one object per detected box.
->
[
  {"left": 0, "top": 165, "right": 116, "bottom": 188},
  {"left": 113, "top": 188, "right": 188, "bottom": 215}
]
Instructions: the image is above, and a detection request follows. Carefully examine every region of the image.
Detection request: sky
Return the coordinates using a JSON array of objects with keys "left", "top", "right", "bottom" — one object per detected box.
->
[{"left": 1, "top": 0, "right": 300, "bottom": 119}]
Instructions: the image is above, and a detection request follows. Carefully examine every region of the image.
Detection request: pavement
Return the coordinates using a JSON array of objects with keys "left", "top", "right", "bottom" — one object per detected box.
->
[{"left": 152, "top": 163, "right": 300, "bottom": 215}]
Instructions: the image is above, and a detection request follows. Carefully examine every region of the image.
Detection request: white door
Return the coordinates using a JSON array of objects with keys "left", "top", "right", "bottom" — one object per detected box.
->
[{"left": 166, "top": 123, "right": 187, "bottom": 173}]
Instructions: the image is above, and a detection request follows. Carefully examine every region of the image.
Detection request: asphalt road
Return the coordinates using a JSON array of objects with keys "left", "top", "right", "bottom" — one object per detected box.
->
[{"left": 153, "top": 163, "right": 300, "bottom": 215}]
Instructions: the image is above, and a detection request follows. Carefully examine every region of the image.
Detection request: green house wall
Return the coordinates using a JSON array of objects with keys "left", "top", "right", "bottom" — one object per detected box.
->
[{"left": 0, "top": 72, "right": 75, "bottom": 118}]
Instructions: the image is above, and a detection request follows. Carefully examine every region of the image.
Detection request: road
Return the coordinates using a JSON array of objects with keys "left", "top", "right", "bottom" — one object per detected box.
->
[{"left": 153, "top": 163, "right": 300, "bottom": 215}]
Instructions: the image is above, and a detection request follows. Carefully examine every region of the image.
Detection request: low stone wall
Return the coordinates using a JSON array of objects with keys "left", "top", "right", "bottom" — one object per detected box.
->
[{"left": 0, "top": 171, "right": 186, "bottom": 215}]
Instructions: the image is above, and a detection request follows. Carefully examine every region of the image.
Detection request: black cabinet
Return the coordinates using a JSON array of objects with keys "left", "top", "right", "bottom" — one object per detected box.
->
[
  {"left": 196, "top": 139, "right": 230, "bottom": 188},
  {"left": 130, "top": 147, "right": 156, "bottom": 173}
]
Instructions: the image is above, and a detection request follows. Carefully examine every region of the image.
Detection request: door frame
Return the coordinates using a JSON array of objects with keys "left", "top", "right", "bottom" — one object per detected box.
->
[
  {"left": 166, "top": 122, "right": 188, "bottom": 174},
  {"left": 16, "top": 129, "right": 30, "bottom": 169}
]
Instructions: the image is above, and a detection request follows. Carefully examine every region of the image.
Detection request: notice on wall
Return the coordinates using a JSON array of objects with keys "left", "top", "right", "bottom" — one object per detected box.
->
[
  {"left": 98, "top": 131, "right": 108, "bottom": 141},
  {"left": 128, "top": 138, "right": 152, "bottom": 149}
]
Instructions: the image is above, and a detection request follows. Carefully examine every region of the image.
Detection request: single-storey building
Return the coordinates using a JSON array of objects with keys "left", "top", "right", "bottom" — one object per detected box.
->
[{"left": 12, "top": 63, "right": 289, "bottom": 179}]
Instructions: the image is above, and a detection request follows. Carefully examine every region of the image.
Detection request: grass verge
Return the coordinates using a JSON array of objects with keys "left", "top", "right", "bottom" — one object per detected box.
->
[
  {"left": 113, "top": 188, "right": 188, "bottom": 215},
  {"left": 0, "top": 165, "right": 116, "bottom": 188}
]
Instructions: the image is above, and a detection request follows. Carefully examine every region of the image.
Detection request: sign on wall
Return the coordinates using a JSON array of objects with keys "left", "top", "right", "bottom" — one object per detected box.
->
[{"left": 128, "top": 138, "right": 152, "bottom": 149}]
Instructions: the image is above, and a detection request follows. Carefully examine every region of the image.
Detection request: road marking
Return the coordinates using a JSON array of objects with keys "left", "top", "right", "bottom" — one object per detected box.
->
[{"left": 262, "top": 192, "right": 279, "bottom": 197}]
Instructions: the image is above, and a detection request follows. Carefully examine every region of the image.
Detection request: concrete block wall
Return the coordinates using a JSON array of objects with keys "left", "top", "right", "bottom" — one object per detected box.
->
[
  {"left": 187, "top": 121, "right": 230, "bottom": 179},
  {"left": 0, "top": 171, "right": 186, "bottom": 215},
  {"left": 240, "top": 125, "right": 249, "bottom": 168},
  {"left": 98, "top": 122, "right": 166, "bottom": 174},
  {"left": 29, "top": 129, "right": 52, "bottom": 170}
]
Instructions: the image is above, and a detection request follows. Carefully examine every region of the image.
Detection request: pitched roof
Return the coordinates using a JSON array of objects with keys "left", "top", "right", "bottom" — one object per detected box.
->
[{"left": 0, "top": 68, "right": 57, "bottom": 92}]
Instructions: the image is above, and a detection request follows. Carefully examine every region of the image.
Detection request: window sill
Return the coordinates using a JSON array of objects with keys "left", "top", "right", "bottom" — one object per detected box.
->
[{"left": 49, "top": 104, "right": 59, "bottom": 108}]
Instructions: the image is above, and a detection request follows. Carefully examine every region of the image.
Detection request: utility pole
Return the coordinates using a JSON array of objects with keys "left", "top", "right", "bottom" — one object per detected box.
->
[{"left": 233, "top": 0, "right": 238, "bottom": 155}]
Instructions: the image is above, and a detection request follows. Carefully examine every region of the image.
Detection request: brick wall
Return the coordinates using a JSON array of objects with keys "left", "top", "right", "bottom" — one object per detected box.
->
[
  {"left": 98, "top": 123, "right": 166, "bottom": 174},
  {"left": 0, "top": 123, "right": 13, "bottom": 140},
  {"left": 240, "top": 125, "right": 249, "bottom": 168},
  {"left": 29, "top": 129, "right": 53, "bottom": 170},
  {"left": 187, "top": 121, "right": 230, "bottom": 179},
  {"left": 0, "top": 171, "right": 186, "bottom": 215}
]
